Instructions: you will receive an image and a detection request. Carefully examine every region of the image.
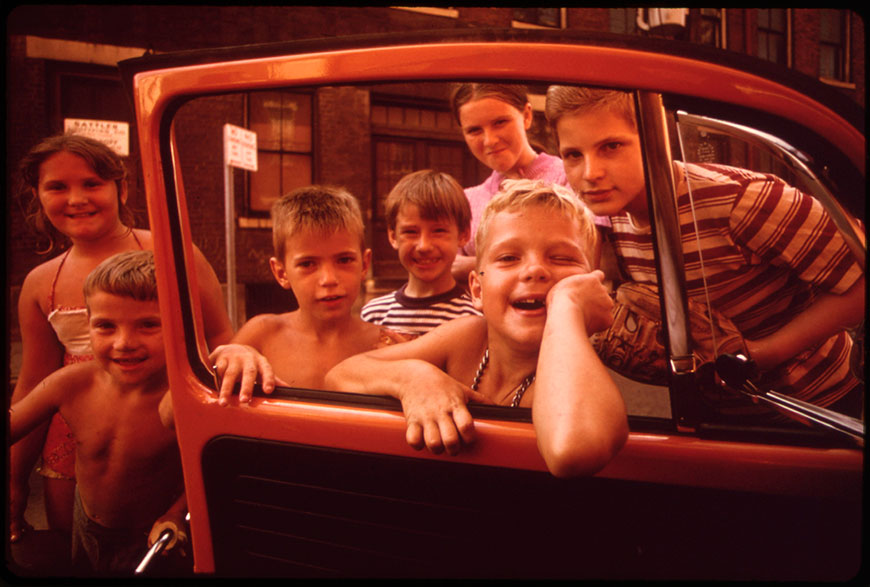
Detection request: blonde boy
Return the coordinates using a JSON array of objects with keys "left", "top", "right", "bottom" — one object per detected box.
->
[
  {"left": 325, "top": 180, "right": 628, "bottom": 478},
  {"left": 9, "top": 251, "right": 187, "bottom": 575},
  {"left": 546, "top": 85, "right": 864, "bottom": 415},
  {"left": 209, "top": 186, "right": 410, "bottom": 403},
  {"left": 361, "top": 170, "right": 481, "bottom": 334}
]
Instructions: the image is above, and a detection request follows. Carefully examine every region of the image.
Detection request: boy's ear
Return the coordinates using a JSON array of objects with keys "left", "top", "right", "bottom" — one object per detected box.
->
[
  {"left": 468, "top": 269, "right": 484, "bottom": 311},
  {"left": 387, "top": 229, "right": 399, "bottom": 250},
  {"left": 269, "top": 257, "right": 292, "bottom": 290},
  {"left": 361, "top": 248, "right": 372, "bottom": 275}
]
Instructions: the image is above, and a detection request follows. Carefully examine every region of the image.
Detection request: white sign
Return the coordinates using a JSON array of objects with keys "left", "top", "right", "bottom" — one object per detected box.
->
[
  {"left": 223, "top": 124, "right": 258, "bottom": 171},
  {"left": 64, "top": 118, "right": 130, "bottom": 156}
]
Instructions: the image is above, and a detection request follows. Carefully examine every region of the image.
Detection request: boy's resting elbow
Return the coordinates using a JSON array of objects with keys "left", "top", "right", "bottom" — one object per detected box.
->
[{"left": 542, "top": 421, "right": 629, "bottom": 479}]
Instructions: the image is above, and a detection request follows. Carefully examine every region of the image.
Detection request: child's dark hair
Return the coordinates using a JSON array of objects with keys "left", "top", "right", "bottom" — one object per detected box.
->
[
  {"left": 84, "top": 250, "right": 157, "bottom": 304},
  {"left": 19, "top": 133, "right": 135, "bottom": 254},
  {"left": 385, "top": 170, "right": 471, "bottom": 234},
  {"left": 450, "top": 83, "right": 529, "bottom": 125}
]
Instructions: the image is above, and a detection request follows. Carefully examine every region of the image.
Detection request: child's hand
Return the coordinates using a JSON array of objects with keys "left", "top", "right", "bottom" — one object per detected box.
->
[
  {"left": 547, "top": 270, "right": 615, "bottom": 334},
  {"left": 147, "top": 516, "right": 188, "bottom": 558},
  {"left": 395, "top": 361, "right": 490, "bottom": 456},
  {"left": 208, "top": 344, "right": 286, "bottom": 405}
]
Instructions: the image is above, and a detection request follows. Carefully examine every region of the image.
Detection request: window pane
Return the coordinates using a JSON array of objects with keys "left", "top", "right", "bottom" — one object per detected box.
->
[
  {"left": 249, "top": 151, "right": 281, "bottom": 212},
  {"left": 280, "top": 153, "right": 312, "bottom": 195},
  {"left": 249, "top": 92, "right": 283, "bottom": 151},
  {"left": 609, "top": 8, "right": 636, "bottom": 34},
  {"left": 819, "top": 45, "right": 838, "bottom": 79},
  {"left": 281, "top": 93, "right": 311, "bottom": 152},
  {"left": 819, "top": 9, "right": 843, "bottom": 43}
]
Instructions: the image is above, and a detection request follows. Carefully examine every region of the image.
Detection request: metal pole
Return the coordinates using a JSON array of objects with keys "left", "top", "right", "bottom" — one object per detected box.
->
[{"left": 224, "top": 163, "right": 238, "bottom": 331}]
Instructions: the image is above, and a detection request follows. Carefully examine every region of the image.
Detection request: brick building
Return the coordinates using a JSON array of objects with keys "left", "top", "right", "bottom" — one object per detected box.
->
[{"left": 6, "top": 7, "right": 864, "bottom": 355}]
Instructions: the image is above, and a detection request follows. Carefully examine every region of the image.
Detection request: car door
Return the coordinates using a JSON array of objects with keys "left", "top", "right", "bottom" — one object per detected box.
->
[{"left": 118, "top": 30, "right": 863, "bottom": 579}]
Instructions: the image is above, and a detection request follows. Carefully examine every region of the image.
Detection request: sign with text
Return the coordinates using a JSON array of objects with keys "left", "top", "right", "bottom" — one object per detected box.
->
[
  {"left": 64, "top": 119, "right": 130, "bottom": 156},
  {"left": 223, "top": 124, "right": 258, "bottom": 171}
]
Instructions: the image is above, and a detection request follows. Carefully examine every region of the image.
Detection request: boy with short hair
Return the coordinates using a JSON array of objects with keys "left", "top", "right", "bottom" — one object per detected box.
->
[
  {"left": 545, "top": 85, "right": 865, "bottom": 415},
  {"left": 209, "top": 186, "right": 411, "bottom": 403},
  {"left": 325, "top": 180, "right": 629, "bottom": 478},
  {"left": 9, "top": 250, "right": 188, "bottom": 575},
  {"left": 361, "top": 170, "right": 481, "bottom": 334}
]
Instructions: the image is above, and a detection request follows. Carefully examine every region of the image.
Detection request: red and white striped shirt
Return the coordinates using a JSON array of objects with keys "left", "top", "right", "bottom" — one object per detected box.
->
[{"left": 605, "top": 161, "right": 862, "bottom": 407}]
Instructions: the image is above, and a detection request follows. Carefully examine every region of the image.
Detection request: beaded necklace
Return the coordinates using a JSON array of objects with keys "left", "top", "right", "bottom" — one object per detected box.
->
[{"left": 470, "top": 348, "right": 536, "bottom": 408}]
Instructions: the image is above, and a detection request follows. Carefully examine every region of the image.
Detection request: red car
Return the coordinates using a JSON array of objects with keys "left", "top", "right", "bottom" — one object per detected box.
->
[{"left": 118, "top": 30, "right": 864, "bottom": 580}]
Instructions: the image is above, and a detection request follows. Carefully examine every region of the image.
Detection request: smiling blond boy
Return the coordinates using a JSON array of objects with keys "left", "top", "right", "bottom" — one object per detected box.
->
[{"left": 326, "top": 180, "right": 628, "bottom": 478}]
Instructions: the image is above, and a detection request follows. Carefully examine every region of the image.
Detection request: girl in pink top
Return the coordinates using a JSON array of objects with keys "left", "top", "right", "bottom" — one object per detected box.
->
[{"left": 448, "top": 84, "right": 572, "bottom": 279}]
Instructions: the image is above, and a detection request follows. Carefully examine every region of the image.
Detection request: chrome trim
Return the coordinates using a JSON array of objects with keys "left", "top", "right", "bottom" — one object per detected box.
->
[
  {"left": 675, "top": 111, "right": 866, "bottom": 268},
  {"left": 636, "top": 92, "right": 693, "bottom": 369}
]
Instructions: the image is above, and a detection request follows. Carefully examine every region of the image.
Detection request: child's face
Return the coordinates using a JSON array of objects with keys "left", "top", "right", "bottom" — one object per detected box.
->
[
  {"left": 388, "top": 204, "right": 469, "bottom": 290},
  {"left": 557, "top": 109, "right": 649, "bottom": 221},
  {"left": 470, "top": 205, "right": 591, "bottom": 350},
  {"left": 270, "top": 227, "right": 370, "bottom": 321},
  {"left": 459, "top": 97, "right": 533, "bottom": 176},
  {"left": 36, "top": 151, "right": 127, "bottom": 241},
  {"left": 88, "top": 292, "right": 165, "bottom": 387}
]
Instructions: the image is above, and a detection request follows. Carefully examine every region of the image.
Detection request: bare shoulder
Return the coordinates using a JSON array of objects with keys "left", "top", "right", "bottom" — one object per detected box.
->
[
  {"left": 132, "top": 228, "right": 155, "bottom": 249},
  {"left": 31, "top": 361, "right": 100, "bottom": 402},
  {"left": 233, "top": 312, "right": 297, "bottom": 345},
  {"left": 19, "top": 254, "right": 64, "bottom": 305}
]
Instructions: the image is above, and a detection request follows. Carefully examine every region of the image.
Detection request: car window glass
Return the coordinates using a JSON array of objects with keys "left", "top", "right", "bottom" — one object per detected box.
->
[
  {"left": 170, "top": 84, "right": 675, "bottom": 423},
  {"left": 672, "top": 112, "right": 865, "bottom": 417}
]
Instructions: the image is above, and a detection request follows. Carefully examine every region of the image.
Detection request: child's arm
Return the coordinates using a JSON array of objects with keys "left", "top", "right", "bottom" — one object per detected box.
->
[
  {"left": 8, "top": 272, "right": 66, "bottom": 541},
  {"left": 191, "top": 245, "right": 235, "bottom": 351},
  {"left": 534, "top": 270, "right": 629, "bottom": 478},
  {"left": 9, "top": 368, "right": 72, "bottom": 445},
  {"left": 147, "top": 491, "right": 188, "bottom": 556},
  {"left": 745, "top": 276, "right": 865, "bottom": 370},
  {"left": 325, "top": 319, "right": 489, "bottom": 455}
]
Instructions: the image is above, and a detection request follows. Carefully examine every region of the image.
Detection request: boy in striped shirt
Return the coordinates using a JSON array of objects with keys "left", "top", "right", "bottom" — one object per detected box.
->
[
  {"left": 546, "top": 85, "right": 864, "bottom": 416},
  {"left": 362, "top": 170, "right": 481, "bottom": 334}
]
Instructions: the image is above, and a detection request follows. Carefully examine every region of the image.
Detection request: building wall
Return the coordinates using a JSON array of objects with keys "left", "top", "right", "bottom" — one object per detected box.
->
[{"left": 6, "top": 7, "right": 864, "bottom": 351}]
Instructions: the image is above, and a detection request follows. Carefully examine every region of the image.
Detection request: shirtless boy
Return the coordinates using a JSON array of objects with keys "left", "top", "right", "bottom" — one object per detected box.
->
[
  {"left": 9, "top": 250, "right": 187, "bottom": 575},
  {"left": 209, "top": 185, "right": 410, "bottom": 403},
  {"left": 325, "top": 180, "right": 629, "bottom": 478}
]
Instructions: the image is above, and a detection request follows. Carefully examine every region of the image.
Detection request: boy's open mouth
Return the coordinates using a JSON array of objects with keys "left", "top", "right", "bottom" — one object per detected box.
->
[
  {"left": 320, "top": 295, "right": 344, "bottom": 302},
  {"left": 511, "top": 297, "right": 546, "bottom": 311}
]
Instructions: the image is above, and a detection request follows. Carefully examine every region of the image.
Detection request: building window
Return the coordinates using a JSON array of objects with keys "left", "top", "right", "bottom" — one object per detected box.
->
[
  {"left": 512, "top": 8, "right": 563, "bottom": 29},
  {"left": 819, "top": 9, "right": 848, "bottom": 82},
  {"left": 757, "top": 9, "right": 788, "bottom": 66},
  {"left": 247, "top": 91, "right": 313, "bottom": 214},
  {"left": 697, "top": 8, "right": 723, "bottom": 48},
  {"left": 609, "top": 8, "right": 637, "bottom": 35}
]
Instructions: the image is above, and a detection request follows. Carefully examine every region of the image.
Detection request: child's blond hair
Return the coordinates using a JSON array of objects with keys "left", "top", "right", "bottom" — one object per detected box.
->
[
  {"left": 271, "top": 185, "right": 365, "bottom": 261},
  {"left": 545, "top": 86, "right": 636, "bottom": 133},
  {"left": 384, "top": 170, "right": 471, "bottom": 234},
  {"left": 475, "top": 179, "right": 598, "bottom": 264},
  {"left": 84, "top": 250, "right": 157, "bottom": 304}
]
